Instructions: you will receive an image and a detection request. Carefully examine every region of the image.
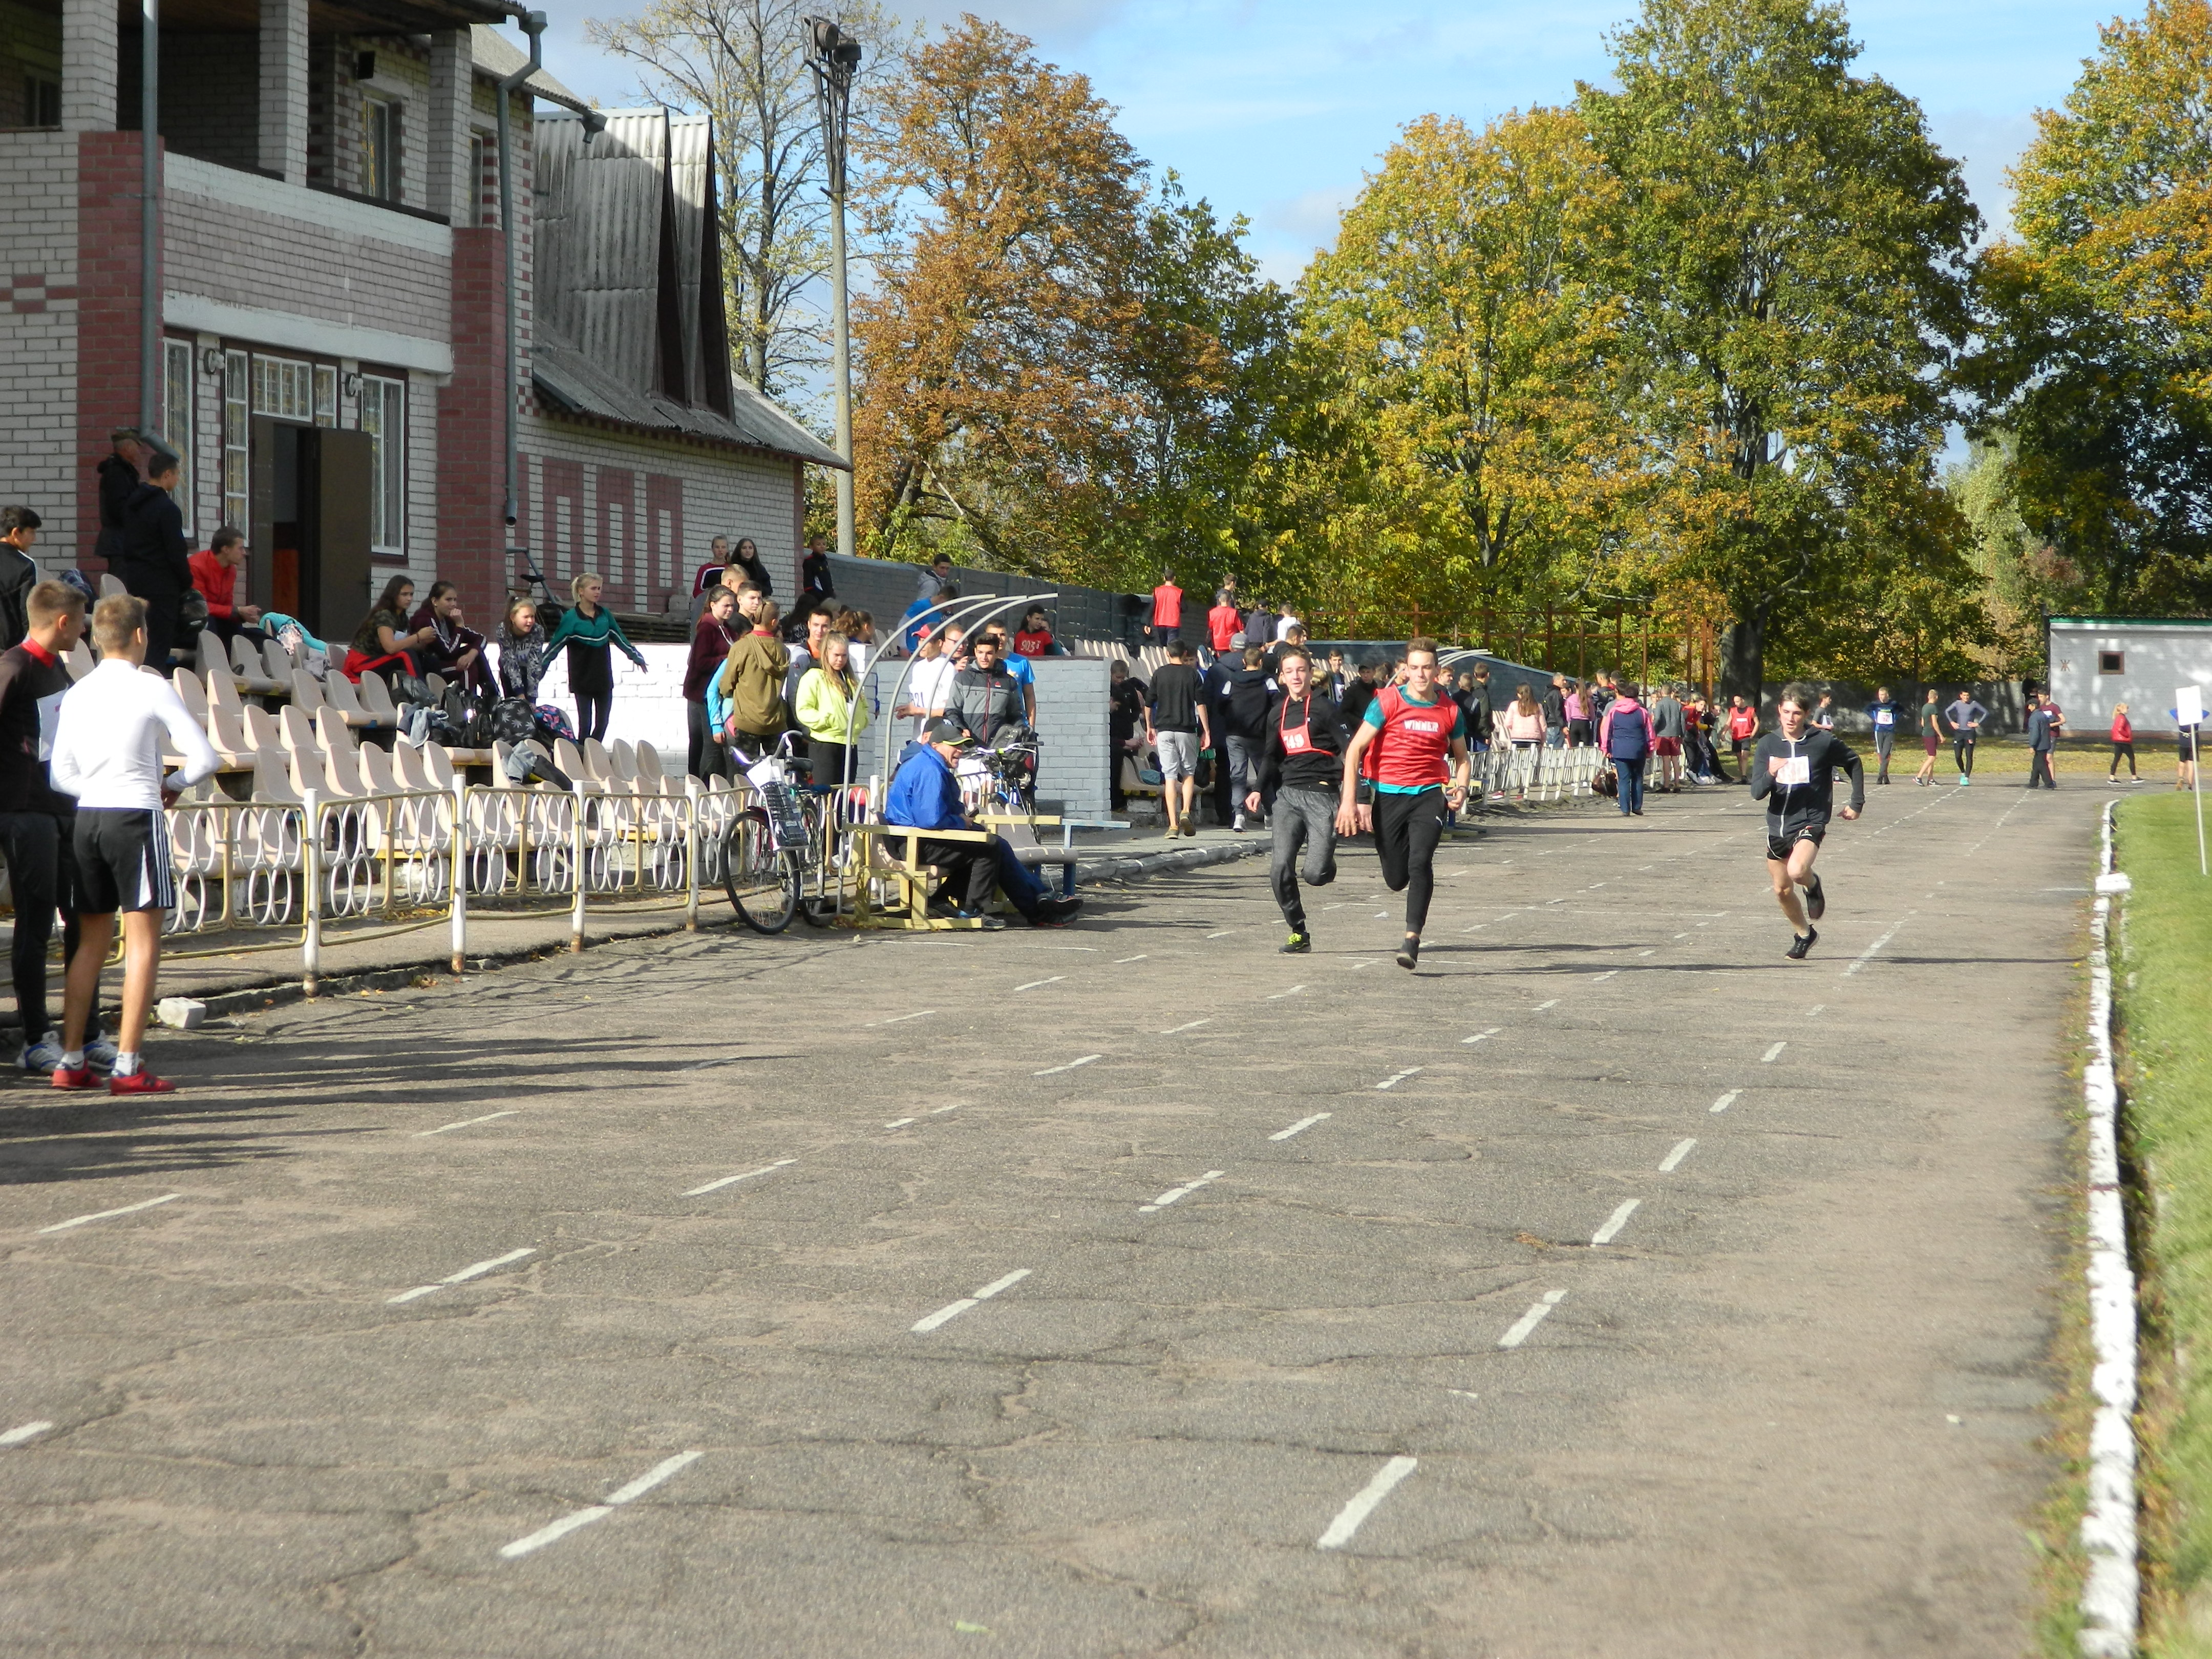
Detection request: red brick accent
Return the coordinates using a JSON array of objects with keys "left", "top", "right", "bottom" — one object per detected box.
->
[
  {"left": 434, "top": 225, "right": 513, "bottom": 611},
  {"left": 594, "top": 466, "right": 638, "bottom": 609},
  {"left": 646, "top": 472, "right": 683, "bottom": 612},
  {"left": 76, "top": 131, "right": 160, "bottom": 570},
  {"left": 539, "top": 456, "right": 583, "bottom": 593}
]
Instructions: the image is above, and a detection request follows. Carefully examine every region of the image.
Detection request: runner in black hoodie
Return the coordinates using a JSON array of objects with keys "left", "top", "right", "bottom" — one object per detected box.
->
[
  {"left": 1246, "top": 646, "right": 1346, "bottom": 953},
  {"left": 1749, "top": 680, "right": 1864, "bottom": 960}
]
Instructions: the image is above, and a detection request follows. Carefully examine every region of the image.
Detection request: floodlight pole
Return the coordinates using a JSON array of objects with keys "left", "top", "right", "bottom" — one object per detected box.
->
[{"left": 805, "top": 18, "right": 860, "bottom": 561}]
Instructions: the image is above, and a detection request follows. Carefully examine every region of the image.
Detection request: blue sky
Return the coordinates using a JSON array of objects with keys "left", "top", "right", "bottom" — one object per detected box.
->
[{"left": 536, "top": 0, "right": 2122, "bottom": 286}]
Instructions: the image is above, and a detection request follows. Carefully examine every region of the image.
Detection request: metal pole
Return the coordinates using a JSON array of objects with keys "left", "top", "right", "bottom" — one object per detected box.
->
[
  {"left": 2195, "top": 728, "right": 2205, "bottom": 877},
  {"left": 569, "top": 780, "right": 587, "bottom": 950},
  {"left": 450, "top": 778, "right": 469, "bottom": 973},
  {"left": 140, "top": 0, "right": 159, "bottom": 432},
  {"left": 495, "top": 11, "right": 546, "bottom": 551},
  {"left": 870, "top": 591, "right": 1057, "bottom": 787},
  {"left": 301, "top": 791, "right": 321, "bottom": 995},
  {"left": 684, "top": 778, "right": 700, "bottom": 929},
  {"left": 828, "top": 183, "right": 854, "bottom": 560}
]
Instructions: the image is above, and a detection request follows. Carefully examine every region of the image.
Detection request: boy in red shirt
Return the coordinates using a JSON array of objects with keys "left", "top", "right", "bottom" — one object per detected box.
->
[
  {"left": 186, "top": 527, "right": 263, "bottom": 647},
  {"left": 1011, "top": 606, "right": 1055, "bottom": 657}
]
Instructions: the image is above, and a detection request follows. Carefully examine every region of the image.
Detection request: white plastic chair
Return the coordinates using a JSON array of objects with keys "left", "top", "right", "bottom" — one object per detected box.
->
[
  {"left": 279, "top": 704, "right": 324, "bottom": 796},
  {"left": 356, "top": 672, "right": 400, "bottom": 728},
  {"left": 98, "top": 572, "right": 126, "bottom": 598},
  {"left": 64, "top": 640, "right": 95, "bottom": 680}
]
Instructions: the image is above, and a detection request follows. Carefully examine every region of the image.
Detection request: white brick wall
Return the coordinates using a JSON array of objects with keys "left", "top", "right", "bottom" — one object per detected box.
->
[
  {"left": 534, "top": 640, "right": 689, "bottom": 760},
  {"left": 0, "top": 131, "right": 80, "bottom": 568},
  {"left": 859, "top": 653, "right": 1110, "bottom": 816}
]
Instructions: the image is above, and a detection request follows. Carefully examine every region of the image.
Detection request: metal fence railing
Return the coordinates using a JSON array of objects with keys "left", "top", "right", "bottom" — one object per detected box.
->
[{"left": 1478, "top": 742, "right": 1606, "bottom": 803}]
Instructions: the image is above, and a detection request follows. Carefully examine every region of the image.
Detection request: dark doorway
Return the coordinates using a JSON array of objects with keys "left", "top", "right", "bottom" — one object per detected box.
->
[{"left": 248, "top": 420, "right": 373, "bottom": 647}]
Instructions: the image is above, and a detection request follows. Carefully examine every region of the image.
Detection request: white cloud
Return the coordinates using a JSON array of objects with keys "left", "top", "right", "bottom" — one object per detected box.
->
[
  {"left": 1260, "top": 183, "right": 1356, "bottom": 243},
  {"left": 1925, "top": 109, "right": 2041, "bottom": 241}
]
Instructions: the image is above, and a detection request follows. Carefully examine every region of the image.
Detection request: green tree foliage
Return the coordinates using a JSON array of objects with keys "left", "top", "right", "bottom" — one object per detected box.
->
[
  {"left": 1965, "top": 0, "right": 2212, "bottom": 613},
  {"left": 1578, "top": 0, "right": 1979, "bottom": 695},
  {"left": 1943, "top": 437, "right": 2091, "bottom": 680},
  {"left": 1285, "top": 109, "right": 1633, "bottom": 637}
]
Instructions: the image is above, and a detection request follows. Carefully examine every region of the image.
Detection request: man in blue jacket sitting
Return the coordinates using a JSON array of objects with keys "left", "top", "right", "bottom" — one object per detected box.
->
[{"left": 884, "top": 720, "right": 1080, "bottom": 929}]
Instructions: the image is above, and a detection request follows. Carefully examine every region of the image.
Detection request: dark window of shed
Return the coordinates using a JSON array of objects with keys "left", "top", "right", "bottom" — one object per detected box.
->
[{"left": 2099, "top": 650, "right": 2125, "bottom": 674}]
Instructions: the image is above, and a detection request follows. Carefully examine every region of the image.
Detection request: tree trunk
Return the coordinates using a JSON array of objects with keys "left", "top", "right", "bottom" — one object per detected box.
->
[{"left": 1719, "top": 606, "right": 1766, "bottom": 706}]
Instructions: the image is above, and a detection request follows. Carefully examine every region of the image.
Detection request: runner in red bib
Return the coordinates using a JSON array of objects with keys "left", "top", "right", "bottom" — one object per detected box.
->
[{"left": 1335, "top": 636, "right": 1472, "bottom": 970}]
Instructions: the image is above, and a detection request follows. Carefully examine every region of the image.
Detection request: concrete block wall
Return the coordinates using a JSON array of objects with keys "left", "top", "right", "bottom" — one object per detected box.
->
[
  {"left": 1030, "top": 657, "right": 1109, "bottom": 817},
  {"left": 0, "top": 131, "right": 81, "bottom": 569}
]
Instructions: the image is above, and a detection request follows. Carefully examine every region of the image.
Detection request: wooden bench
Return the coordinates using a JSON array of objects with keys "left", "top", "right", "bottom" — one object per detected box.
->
[{"left": 843, "top": 823, "right": 1000, "bottom": 930}]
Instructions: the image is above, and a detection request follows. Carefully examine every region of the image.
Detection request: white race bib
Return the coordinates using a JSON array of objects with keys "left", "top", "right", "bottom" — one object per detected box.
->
[
  {"left": 34, "top": 689, "right": 64, "bottom": 762},
  {"left": 1874, "top": 708, "right": 1893, "bottom": 727},
  {"left": 1776, "top": 755, "right": 1810, "bottom": 786}
]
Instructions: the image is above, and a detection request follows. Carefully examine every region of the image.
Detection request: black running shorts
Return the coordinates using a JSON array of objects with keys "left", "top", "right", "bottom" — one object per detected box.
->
[
  {"left": 1765, "top": 823, "right": 1824, "bottom": 862},
  {"left": 72, "top": 806, "right": 175, "bottom": 914}
]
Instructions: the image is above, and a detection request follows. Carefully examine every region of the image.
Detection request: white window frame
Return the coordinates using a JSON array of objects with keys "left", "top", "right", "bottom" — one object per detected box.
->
[
  {"left": 252, "top": 354, "right": 314, "bottom": 422},
  {"left": 360, "top": 373, "right": 406, "bottom": 555},
  {"left": 163, "top": 338, "right": 196, "bottom": 537},
  {"left": 360, "top": 95, "right": 399, "bottom": 202},
  {"left": 222, "top": 348, "right": 250, "bottom": 531}
]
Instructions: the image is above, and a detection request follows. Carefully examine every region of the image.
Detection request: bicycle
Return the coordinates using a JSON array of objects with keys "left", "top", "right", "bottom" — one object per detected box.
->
[{"left": 721, "top": 733, "right": 807, "bottom": 933}]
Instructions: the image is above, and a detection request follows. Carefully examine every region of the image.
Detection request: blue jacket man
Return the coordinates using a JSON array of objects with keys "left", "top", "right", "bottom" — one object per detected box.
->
[{"left": 884, "top": 720, "right": 1074, "bottom": 927}]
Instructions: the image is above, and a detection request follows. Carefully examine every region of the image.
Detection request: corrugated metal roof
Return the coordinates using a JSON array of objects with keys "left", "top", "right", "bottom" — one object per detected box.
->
[
  {"left": 470, "top": 25, "right": 589, "bottom": 114},
  {"left": 533, "top": 109, "right": 844, "bottom": 469}
]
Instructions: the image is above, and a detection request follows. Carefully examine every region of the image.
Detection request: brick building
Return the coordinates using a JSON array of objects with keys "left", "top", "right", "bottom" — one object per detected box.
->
[{"left": 0, "top": 0, "right": 840, "bottom": 645}]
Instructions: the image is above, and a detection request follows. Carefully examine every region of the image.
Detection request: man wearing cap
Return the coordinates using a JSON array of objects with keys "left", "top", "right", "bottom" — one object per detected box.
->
[
  {"left": 883, "top": 719, "right": 1080, "bottom": 928},
  {"left": 114, "top": 444, "right": 193, "bottom": 674}
]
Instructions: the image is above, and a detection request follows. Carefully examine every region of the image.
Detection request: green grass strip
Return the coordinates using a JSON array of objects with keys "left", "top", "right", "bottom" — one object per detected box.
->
[{"left": 2116, "top": 792, "right": 2212, "bottom": 1652}]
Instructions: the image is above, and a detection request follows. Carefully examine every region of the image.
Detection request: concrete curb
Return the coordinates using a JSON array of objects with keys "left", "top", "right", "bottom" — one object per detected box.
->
[
  {"left": 2079, "top": 798, "right": 2138, "bottom": 1658},
  {"left": 1073, "top": 839, "right": 1265, "bottom": 885}
]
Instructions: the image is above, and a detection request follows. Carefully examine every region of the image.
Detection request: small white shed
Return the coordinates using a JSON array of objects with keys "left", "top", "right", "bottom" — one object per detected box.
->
[{"left": 2048, "top": 617, "right": 2212, "bottom": 734}]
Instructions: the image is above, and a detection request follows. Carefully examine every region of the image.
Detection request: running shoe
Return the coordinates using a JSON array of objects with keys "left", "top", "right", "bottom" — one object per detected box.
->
[
  {"left": 18, "top": 1032, "right": 65, "bottom": 1073},
  {"left": 1231, "top": 813, "right": 1245, "bottom": 833},
  {"left": 1281, "top": 930, "right": 1312, "bottom": 954},
  {"left": 109, "top": 1070, "right": 177, "bottom": 1096},
  {"left": 1959, "top": 775, "right": 1972, "bottom": 786},
  {"left": 1181, "top": 813, "right": 1198, "bottom": 837},
  {"left": 1786, "top": 928, "right": 1818, "bottom": 960},
  {"left": 1804, "top": 874, "right": 1825, "bottom": 921},
  {"left": 50, "top": 1065, "right": 94, "bottom": 1091},
  {"left": 85, "top": 1036, "right": 118, "bottom": 1072},
  {"left": 1396, "top": 937, "right": 1421, "bottom": 971}
]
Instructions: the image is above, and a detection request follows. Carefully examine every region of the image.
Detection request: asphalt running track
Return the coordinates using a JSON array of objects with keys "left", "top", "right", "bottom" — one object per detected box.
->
[{"left": 0, "top": 779, "right": 2093, "bottom": 1655}]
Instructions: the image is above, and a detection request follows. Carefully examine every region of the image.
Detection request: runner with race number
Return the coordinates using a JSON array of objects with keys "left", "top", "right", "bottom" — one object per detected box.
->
[{"left": 1748, "top": 680, "right": 1865, "bottom": 960}]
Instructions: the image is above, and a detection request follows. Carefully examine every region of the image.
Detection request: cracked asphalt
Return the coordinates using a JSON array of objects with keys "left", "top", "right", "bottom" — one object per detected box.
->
[{"left": 0, "top": 778, "right": 2092, "bottom": 1656}]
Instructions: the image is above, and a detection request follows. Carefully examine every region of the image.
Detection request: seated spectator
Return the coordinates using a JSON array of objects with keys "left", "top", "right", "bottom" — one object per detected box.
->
[
  {"left": 187, "top": 527, "right": 265, "bottom": 650},
  {"left": 802, "top": 534, "right": 835, "bottom": 601},
  {"left": 409, "top": 581, "right": 496, "bottom": 697},
  {"left": 2, "top": 505, "right": 43, "bottom": 650},
  {"left": 344, "top": 576, "right": 437, "bottom": 684},
  {"left": 1011, "top": 606, "right": 1056, "bottom": 657},
  {"left": 946, "top": 631, "right": 1028, "bottom": 748},
  {"left": 712, "top": 598, "right": 791, "bottom": 764},
  {"left": 900, "top": 582, "right": 956, "bottom": 653},
  {"left": 726, "top": 535, "right": 774, "bottom": 597},
  {"left": 835, "top": 608, "right": 878, "bottom": 675},
  {"left": 883, "top": 720, "right": 1078, "bottom": 928}
]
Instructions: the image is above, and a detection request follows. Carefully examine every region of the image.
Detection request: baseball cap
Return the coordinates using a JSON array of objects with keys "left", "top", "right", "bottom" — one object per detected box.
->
[{"left": 925, "top": 718, "right": 975, "bottom": 750}]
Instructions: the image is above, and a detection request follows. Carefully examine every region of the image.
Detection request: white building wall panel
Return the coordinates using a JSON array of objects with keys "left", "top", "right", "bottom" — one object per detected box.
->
[
  {"left": 0, "top": 132, "right": 81, "bottom": 573},
  {"left": 2050, "top": 621, "right": 2212, "bottom": 734}
]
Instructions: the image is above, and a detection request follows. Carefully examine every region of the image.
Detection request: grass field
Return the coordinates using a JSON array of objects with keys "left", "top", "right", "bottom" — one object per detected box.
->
[{"left": 2114, "top": 793, "right": 2212, "bottom": 1653}]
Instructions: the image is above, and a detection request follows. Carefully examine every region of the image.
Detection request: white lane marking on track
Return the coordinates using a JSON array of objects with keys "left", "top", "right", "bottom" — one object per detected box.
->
[
  {"left": 1141, "top": 1171, "right": 1226, "bottom": 1212},
  {"left": 1034, "top": 1054, "right": 1102, "bottom": 1075},
  {"left": 1842, "top": 914, "right": 1911, "bottom": 977},
  {"left": 911, "top": 1268, "right": 1031, "bottom": 1333},
  {"left": 1447, "top": 1389, "right": 1480, "bottom": 1401},
  {"left": 884, "top": 1117, "right": 916, "bottom": 1129},
  {"left": 869, "top": 1009, "right": 938, "bottom": 1026},
  {"left": 1674, "top": 932, "right": 1689, "bottom": 939},
  {"left": 36, "top": 1194, "right": 180, "bottom": 1234},
  {"left": 1270, "top": 1113, "right": 1332, "bottom": 1141},
  {"left": 0, "top": 1420, "right": 54, "bottom": 1447},
  {"left": 1498, "top": 1289, "right": 1567, "bottom": 1348},
  {"left": 1659, "top": 1138, "right": 1697, "bottom": 1172},
  {"left": 1316, "top": 1456, "right": 1418, "bottom": 1551},
  {"left": 1266, "top": 985, "right": 1307, "bottom": 999},
  {"left": 1805, "top": 1003, "right": 1824, "bottom": 1017},
  {"left": 1534, "top": 999, "right": 1560, "bottom": 1012},
  {"left": 498, "top": 1450, "right": 703, "bottom": 1560},
  {"left": 684, "top": 1159, "right": 797, "bottom": 1197},
  {"left": 415, "top": 1111, "right": 518, "bottom": 1136},
  {"left": 1591, "top": 1200, "right": 1642, "bottom": 1245},
  {"left": 1160, "top": 1018, "right": 1213, "bottom": 1034},
  {"left": 1761, "top": 1041, "right": 1786, "bottom": 1062},
  {"left": 1206, "top": 930, "right": 1237, "bottom": 939},
  {"left": 1590, "top": 970, "right": 1619, "bottom": 982},
  {"left": 1373, "top": 910, "right": 1389, "bottom": 918},
  {"left": 1014, "top": 976, "right": 1065, "bottom": 991},
  {"left": 1375, "top": 1067, "right": 1423, "bottom": 1090},
  {"left": 1637, "top": 949, "right": 1656, "bottom": 956},
  {"left": 1322, "top": 903, "right": 1348, "bottom": 911},
  {"left": 1463, "top": 1028, "right": 1502, "bottom": 1045},
  {"left": 1710, "top": 1090, "right": 1741, "bottom": 1114},
  {"left": 389, "top": 1247, "right": 536, "bottom": 1304},
  {"left": 1113, "top": 955, "right": 1147, "bottom": 963},
  {"left": 1350, "top": 959, "right": 1386, "bottom": 970}
]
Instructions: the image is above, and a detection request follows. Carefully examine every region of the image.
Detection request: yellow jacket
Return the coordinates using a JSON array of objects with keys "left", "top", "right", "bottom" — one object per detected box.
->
[{"left": 795, "top": 665, "right": 871, "bottom": 745}]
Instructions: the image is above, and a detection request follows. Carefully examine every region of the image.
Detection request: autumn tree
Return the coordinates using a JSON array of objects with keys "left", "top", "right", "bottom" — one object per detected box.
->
[
  {"left": 587, "top": 0, "right": 908, "bottom": 398},
  {"left": 850, "top": 17, "right": 1147, "bottom": 579},
  {"left": 1286, "top": 108, "right": 1632, "bottom": 637},
  {"left": 1963, "top": 0, "right": 2212, "bottom": 613},
  {"left": 1580, "top": 0, "right": 1980, "bottom": 697}
]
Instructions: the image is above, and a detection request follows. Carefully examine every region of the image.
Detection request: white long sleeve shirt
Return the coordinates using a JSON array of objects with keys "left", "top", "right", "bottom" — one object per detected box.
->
[{"left": 49, "top": 657, "right": 220, "bottom": 810}]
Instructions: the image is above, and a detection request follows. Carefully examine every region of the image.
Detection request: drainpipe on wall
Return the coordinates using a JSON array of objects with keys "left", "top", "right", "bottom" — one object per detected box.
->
[
  {"left": 140, "top": 0, "right": 159, "bottom": 433},
  {"left": 495, "top": 8, "right": 545, "bottom": 580}
]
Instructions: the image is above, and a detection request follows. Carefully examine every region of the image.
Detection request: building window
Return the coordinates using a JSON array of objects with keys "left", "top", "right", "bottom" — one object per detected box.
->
[
  {"left": 360, "top": 374, "right": 406, "bottom": 553},
  {"left": 469, "top": 134, "right": 488, "bottom": 225},
  {"left": 252, "top": 355, "right": 314, "bottom": 421},
  {"left": 162, "top": 339, "right": 195, "bottom": 537},
  {"left": 223, "top": 349, "right": 249, "bottom": 529},
  {"left": 23, "top": 75, "right": 60, "bottom": 127},
  {"left": 313, "top": 365, "right": 337, "bottom": 428},
  {"left": 2100, "top": 650, "right": 2125, "bottom": 675},
  {"left": 360, "top": 96, "right": 400, "bottom": 202}
]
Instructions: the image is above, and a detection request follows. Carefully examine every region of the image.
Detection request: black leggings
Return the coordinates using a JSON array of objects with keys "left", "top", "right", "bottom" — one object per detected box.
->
[
  {"left": 569, "top": 643, "right": 613, "bottom": 742},
  {"left": 1373, "top": 788, "right": 1447, "bottom": 935},
  {"left": 573, "top": 690, "right": 611, "bottom": 743},
  {"left": 1954, "top": 737, "right": 1975, "bottom": 775},
  {"left": 0, "top": 811, "right": 80, "bottom": 1041},
  {"left": 2111, "top": 741, "right": 2136, "bottom": 777}
]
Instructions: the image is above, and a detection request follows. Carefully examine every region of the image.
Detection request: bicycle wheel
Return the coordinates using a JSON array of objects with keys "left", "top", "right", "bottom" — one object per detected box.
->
[{"left": 721, "top": 809, "right": 801, "bottom": 933}]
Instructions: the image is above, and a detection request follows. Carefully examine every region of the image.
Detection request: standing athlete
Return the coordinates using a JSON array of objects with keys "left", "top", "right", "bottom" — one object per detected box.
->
[
  {"left": 1336, "top": 637, "right": 1472, "bottom": 971},
  {"left": 1246, "top": 647, "right": 1347, "bottom": 953},
  {"left": 1944, "top": 689, "right": 1987, "bottom": 785},
  {"left": 1750, "top": 682, "right": 1864, "bottom": 960}
]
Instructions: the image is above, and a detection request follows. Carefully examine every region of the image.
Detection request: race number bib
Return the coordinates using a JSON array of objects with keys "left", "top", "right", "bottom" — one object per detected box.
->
[
  {"left": 1775, "top": 755, "right": 1811, "bottom": 786},
  {"left": 1281, "top": 722, "right": 1313, "bottom": 755},
  {"left": 1874, "top": 708, "right": 1894, "bottom": 727}
]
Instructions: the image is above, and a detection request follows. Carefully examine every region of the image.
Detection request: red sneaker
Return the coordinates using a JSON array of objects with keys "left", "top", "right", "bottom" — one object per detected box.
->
[
  {"left": 50, "top": 1066, "right": 93, "bottom": 1091},
  {"left": 108, "top": 1071, "right": 177, "bottom": 1096}
]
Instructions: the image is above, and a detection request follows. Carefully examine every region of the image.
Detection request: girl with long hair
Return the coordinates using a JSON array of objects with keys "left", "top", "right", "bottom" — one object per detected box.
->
[{"left": 543, "top": 570, "right": 647, "bottom": 742}]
